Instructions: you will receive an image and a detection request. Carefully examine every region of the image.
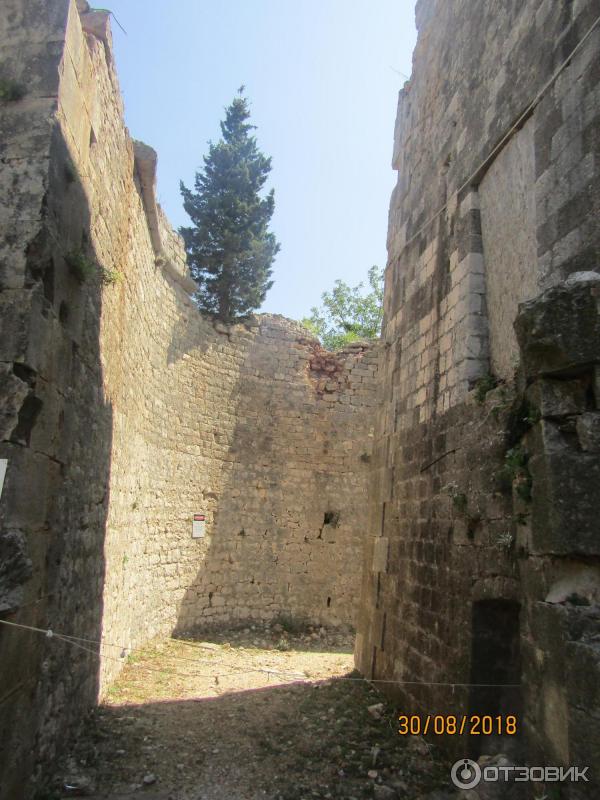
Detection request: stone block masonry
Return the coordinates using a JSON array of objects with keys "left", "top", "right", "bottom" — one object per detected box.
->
[
  {"left": 102, "top": 302, "right": 379, "bottom": 672},
  {"left": 0, "top": 2, "right": 378, "bottom": 796},
  {"left": 6, "top": 0, "right": 599, "bottom": 797},
  {"left": 356, "top": 0, "right": 600, "bottom": 792}
]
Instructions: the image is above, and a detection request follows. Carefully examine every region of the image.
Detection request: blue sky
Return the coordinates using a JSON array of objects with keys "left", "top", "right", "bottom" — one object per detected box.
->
[{"left": 104, "top": 1, "right": 417, "bottom": 319}]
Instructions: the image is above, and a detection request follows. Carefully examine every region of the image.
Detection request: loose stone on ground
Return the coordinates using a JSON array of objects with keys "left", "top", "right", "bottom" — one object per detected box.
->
[{"left": 52, "top": 625, "right": 454, "bottom": 800}]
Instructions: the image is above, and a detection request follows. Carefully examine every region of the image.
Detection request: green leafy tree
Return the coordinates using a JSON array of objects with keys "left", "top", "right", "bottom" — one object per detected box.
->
[
  {"left": 180, "top": 90, "right": 279, "bottom": 322},
  {"left": 302, "top": 265, "right": 384, "bottom": 350}
]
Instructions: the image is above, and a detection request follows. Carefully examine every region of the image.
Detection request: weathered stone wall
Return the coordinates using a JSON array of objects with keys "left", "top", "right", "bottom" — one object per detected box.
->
[
  {"left": 356, "top": 0, "right": 600, "bottom": 790},
  {"left": 479, "top": 118, "right": 539, "bottom": 381},
  {"left": 1, "top": 2, "right": 113, "bottom": 795},
  {"left": 0, "top": 2, "right": 378, "bottom": 795},
  {"left": 101, "top": 278, "right": 378, "bottom": 687}
]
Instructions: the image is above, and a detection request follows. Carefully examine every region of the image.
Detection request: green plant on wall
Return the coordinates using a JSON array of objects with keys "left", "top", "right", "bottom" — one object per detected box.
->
[
  {"left": 63, "top": 156, "right": 77, "bottom": 184},
  {"left": 65, "top": 250, "right": 122, "bottom": 286},
  {"left": 504, "top": 396, "right": 541, "bottom": 446},
  {"left": 452, "top": 491, "right": 468, "bottom": 512},
  {"left": 0, "top": 77, "right": 26, "bottom": 101},
  {"left": 443, "top": 481, "right": 469, "bottom": 513},
  {"left": 495, "top": 530, "right": 514, "bottom": 550},
  {"left": 496, "top": 445, "right": 533, "bottom": 501},
  {"left": 522, "top": 401, "right": 541, "bottom": 427},
  {"left": 66, "top": 250, "right": 96, "bottom": 283},
  {"left": 474, "top": 373, "right": 498, "bottom": 404},
  {"left": 99, "top": 266, "right": 123, "bottom": 285}
]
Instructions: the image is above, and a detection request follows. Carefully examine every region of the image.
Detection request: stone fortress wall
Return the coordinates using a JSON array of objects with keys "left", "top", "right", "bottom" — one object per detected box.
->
[
  {"left": 356, "top": 0, "right": 600, "bottom": 791},
  {"left": 0, "top": 2, "right": 378, "bottom": 794},
  {"left": 3, "top": 0, "right": 600, "bottom": 797}
]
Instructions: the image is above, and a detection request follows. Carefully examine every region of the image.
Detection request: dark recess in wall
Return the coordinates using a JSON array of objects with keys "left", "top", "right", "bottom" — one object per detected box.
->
[{"left": 468, "top": 599, "right": 522, "bottom": 758}]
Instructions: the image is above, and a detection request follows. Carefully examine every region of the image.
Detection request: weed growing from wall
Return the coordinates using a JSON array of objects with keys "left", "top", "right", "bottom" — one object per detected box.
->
[
  {"left": 474, "top": 373, "right": 498, "bottom": 404},
  {"left": 496, "top": 445, "right": 532, "bottom": 502},
  {"left": 65, "top": 250, "right": 122, "bottom": 286},
  {"left": 66, "top": 251, "right": 96, "bottom": 283},
  {"left": 0, "top": 77, "right": 26, "bottom": 101}
]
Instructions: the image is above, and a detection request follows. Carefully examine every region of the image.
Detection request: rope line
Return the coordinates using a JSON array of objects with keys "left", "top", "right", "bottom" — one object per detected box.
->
[
  {"left": 2, "top": 0, "right": 590, "bottom": 710},
  {"left": 0, "top": 619, "right": 310, "bottom": 682},
  {"left": 18, "top": 621, "right": 308, "bottom": 680},
  {"left": 0, "top": 618, "right": 521, "bottom": 689}
]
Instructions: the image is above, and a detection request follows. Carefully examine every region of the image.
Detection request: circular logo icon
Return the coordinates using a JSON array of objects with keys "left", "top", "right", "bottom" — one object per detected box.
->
[{"left": 450, "top": 758, "right": 482, "bottom": 789}]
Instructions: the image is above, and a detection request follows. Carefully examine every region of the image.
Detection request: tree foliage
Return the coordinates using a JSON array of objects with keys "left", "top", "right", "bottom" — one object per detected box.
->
[
  {"left": 302, "top": 265, "right": 384, "bottom": 350},
  {"left": 180, "top": 91, "right": 279, "bottom": 322}
]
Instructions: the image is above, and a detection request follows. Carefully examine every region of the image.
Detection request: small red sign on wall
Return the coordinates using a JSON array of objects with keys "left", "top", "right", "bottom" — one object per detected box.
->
[{"left": 192, "top": 514, "right": 206, "bottom": 538}]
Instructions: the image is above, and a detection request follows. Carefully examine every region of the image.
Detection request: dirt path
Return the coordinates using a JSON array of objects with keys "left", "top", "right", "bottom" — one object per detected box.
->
[{"left": 52, "top": 624, "right": 455, "bottom": 800}]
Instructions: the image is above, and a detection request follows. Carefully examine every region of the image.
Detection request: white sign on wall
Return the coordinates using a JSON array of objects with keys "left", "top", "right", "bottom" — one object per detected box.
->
[
  {"left": 192, "top": 513, "right": 206, "bottom": 539},
  {"left": 0, "top": 459, "right": 7, "bottom": 501}
]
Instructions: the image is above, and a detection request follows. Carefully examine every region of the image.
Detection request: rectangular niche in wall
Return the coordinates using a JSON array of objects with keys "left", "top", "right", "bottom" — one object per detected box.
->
[{"left": 468, "top": 599, "right": 522, "bottom": 758}]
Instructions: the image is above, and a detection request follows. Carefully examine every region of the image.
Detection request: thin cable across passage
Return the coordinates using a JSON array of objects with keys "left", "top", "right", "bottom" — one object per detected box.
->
[
  {"left": 0, "top": 2, "right": 591, "bottom": 716},
  {"left": 0, "top": 618, "right": 305, "bottom": 682},
  {"left": 0, "top": 618, "right": 521, "bottom": 690}
]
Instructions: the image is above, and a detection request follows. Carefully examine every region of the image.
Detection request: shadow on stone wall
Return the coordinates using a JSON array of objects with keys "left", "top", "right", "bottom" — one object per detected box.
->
[
  {"left": 0, "top": 124, "right": 114, "bottom": 798},
  {"left": 170, "top": 329, "right": 371, "bottom": 637},
  {"left": 164, "top": 301, "right": 215, "bottom": 366}
]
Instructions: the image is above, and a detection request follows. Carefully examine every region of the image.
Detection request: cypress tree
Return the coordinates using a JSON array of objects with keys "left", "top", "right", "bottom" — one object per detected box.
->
[{"left": 179, "top": 90, "right": 279, "bottom": 322}]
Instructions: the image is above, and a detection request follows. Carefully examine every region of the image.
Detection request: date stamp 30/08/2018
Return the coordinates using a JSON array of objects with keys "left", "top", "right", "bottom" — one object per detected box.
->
[{"left": 398, "top": 714, "right": 518, "bottom": 737}]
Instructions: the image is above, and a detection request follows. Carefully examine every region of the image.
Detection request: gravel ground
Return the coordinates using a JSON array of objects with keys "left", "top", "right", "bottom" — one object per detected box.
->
[{"left": 49, "top": 623, "right": 455, "bottom": 800}]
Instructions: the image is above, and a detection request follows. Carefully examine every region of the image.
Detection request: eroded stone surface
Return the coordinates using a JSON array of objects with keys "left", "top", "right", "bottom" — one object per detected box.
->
[
  {"left": 2, "top": 0, "right": 600, "bottom": 798},
  {"left": 515, "top": 277, "right": 600, "bottom": 379},
  {"left": 0, "top": 2, "right": 379, "bottom": 796},
  {"left": 356, "top": 1, "right": 600, "bottom": 796}
]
